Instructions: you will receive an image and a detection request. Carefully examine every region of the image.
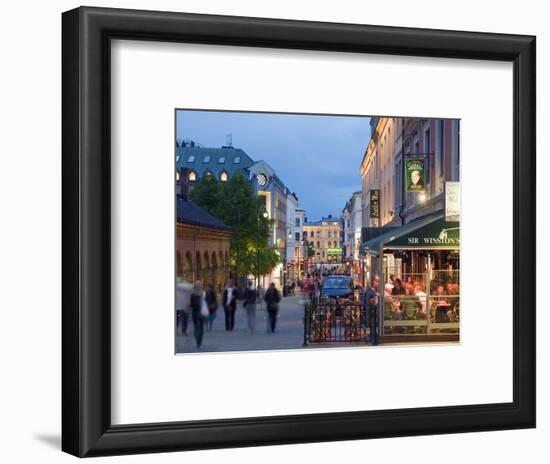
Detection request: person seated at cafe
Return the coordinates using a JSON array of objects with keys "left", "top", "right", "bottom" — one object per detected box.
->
[
  {"left": 434, "top": 284, "right": 451, "bottom": 322},
  {"left": 391, "top": 278, "right": 406, "bottom": 296},
  {"left": 413, "top": 284, "right": 427, "bottom": 317}
]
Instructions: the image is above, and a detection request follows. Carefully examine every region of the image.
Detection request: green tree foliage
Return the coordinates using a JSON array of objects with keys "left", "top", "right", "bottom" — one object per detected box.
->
[
  {"left": 305, "top": 240, "right": 315, "bottom": 258},
  {"left": 190, "top": 173, "right": 281, "bottom": 279}
]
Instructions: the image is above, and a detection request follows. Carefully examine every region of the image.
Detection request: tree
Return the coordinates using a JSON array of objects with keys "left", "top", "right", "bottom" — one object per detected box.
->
[
  {"left": 190, "top": 173, "right": 281, "bottom": 282},
  {"left": 305, "top": 240, "right": 315, "bottom": 258}
]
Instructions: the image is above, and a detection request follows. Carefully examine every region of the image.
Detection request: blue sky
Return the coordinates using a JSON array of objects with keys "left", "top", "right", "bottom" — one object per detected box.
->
[{"left": 176, "top": 110, "right": 371, "bottom": 221}]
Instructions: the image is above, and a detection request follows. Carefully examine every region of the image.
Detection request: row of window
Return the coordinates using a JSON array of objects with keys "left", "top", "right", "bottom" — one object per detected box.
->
[
  {"left": 302, "top": 230, "right": 341, "bottom": 239},
  {"left": 176, "top": 154, "right": 241, "bottom": 164},
  {"left": 178, "top": 170, "right": 229, "bottom": 183},
  {"left": 311, "top": 241, "right": 340, "bottom": 249}
]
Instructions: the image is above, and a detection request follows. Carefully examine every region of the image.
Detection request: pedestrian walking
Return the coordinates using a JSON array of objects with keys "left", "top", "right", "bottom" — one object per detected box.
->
[
  {"left": 175, "top": 279, "right": 193, "bottom": 336},
  {"left": 243, "top": 280, "right": 257, "bottom": 333},
  {"left": 222, "top": 280, "right": 237, "bottom": 331},
  {"left": 190, "top": 281, "right": 206, "bottom": 349},
  {"left": 205, "top": 284, "right": 218, "bottom": 332},
  {"left": 367, "top": 275, "right": 380, "bottom": 345},
  {"left": 264, "top": 283, "right": 281, "bottom": 333}
]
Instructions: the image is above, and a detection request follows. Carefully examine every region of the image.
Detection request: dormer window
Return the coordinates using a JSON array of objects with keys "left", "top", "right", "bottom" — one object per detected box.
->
[
  {"left": 233, "top": 156, "right": 241, "bottom": 164},
  {"left": 203, "top": 155, "right": 210, "bottom": 163},
  {"left": 218, "top": 156, "right": 225, "bottom": 163}
]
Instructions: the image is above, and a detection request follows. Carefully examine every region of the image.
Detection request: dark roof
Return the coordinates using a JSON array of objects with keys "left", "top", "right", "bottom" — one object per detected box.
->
[
  {"left": 176, "top": 146, "right": 254, "bottom": 179},
  {"left": 176, "top": 197, "right": 232, "bottom": 231}
]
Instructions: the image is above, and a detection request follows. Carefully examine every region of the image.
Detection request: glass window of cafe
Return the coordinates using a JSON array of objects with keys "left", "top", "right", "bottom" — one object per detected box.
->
[{"left": 381, "top": 249, "right": 459, "bottom": 337}]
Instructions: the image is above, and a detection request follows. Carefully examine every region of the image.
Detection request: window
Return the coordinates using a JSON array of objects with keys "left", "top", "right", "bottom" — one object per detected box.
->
[
  {"left": 188, "top": 171, "right": 196, "bottom": 182},
  {"left": 203, "top": 155, "right": 210, "bottom": 163},
  {"left": 317, "top": 241, "right": 320, "bottom": 248},
  {"left": 295, "top": 218, "right": 300, "bottom": 227},
  {"left": 438, "top": 120, "right": 445, "bottom": 175},
  {"left": 176, "top": 171, "right": 180, "bottom": 181},
  {"left": 187, "top": 155, "right": 195, "bottom": 163},
  {"left": 303, "top": 231, "right": 307, "bottom": 238},
  {"left": 233, "top": 156, "right": 241, "bottom": 164},
  {"left": 218, "top": 156, "right": 225, "bottom": 163},
  {"left": 295, "top": 232, "right": 300, "bottom": 242},
  {"left": 176, "top": 155, "right": 180, "bottom": 162},
  {"left": 220, "top": 172, "right": 228, "bottom": 182}
]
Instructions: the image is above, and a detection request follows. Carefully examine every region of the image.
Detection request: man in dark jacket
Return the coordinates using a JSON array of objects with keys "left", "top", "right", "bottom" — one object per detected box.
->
[
  {"left": 264, "top": 283, "right": 281, "bottom": 333},
  {"left": 243, "top": 280, "right": 257, "bottom": 333},
  {"left": 222, "top": 280, "right": 237, "bottom": 331}
]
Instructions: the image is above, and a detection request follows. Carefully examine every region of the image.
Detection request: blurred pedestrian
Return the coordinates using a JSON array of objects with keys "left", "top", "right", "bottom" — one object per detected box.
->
[
  {"left": 367, "top": 275, "right": 380, "bottom": 345},
  {"left": 264, "top": 283, "right": 281, "bottom": 333},
  {"left": 222, "top": 280, "right": 237, "bottom": 331},
  {"left": 175, "top": 279, "right": 192, "bottom": 336},
  {"left": 190, "top": 281, "right": 205, "bottom": 349},
  {"left": 243, "top": 280, "right": 257, "bottom": 333},
  {"left": 205, "top": 284, "right": 218, "bottom": 332}
]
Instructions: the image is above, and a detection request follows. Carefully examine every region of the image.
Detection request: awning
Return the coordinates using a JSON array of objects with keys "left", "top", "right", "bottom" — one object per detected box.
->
[{"left": 362, "top": 214, "right": 459, "bottom": 255}]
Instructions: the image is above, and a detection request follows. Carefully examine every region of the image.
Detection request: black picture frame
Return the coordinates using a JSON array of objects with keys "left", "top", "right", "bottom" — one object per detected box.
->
[{"left": 62, "top": 6, "right": 536, "bottom": 457}]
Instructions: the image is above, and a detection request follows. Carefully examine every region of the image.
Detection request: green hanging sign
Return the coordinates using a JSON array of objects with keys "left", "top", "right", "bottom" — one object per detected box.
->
[{"left": 404, "top": 158, "right": 426, "bottom": 193}]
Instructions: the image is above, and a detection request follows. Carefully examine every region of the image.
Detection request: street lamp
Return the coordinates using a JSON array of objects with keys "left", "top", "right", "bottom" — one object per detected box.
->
[{"left": 256, "top": 208, "right": 268, "bottom": 289}]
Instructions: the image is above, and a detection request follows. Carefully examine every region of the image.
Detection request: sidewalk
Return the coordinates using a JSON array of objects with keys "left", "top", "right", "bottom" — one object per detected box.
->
[{"left": 176, "top": 294, "right": 308, "bottom": 353}]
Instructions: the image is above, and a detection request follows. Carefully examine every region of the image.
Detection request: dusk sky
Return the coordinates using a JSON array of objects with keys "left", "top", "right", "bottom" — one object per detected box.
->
[{"left": 176, "top": 110, "right": 372, "bottom": 221}]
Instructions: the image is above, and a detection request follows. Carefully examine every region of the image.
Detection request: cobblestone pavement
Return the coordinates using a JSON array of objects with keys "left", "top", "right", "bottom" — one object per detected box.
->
[{"left": 176, "top": 294, "right": 311, "bottom": 353}]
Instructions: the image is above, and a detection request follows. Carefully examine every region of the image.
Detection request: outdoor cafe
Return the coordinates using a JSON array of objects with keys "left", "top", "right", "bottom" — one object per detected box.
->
[{"left": 363, "top": 214, "right": 460, "bottom": 342}]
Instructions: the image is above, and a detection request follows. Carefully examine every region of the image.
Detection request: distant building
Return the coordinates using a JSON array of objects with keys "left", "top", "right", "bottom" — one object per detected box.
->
[
  {"left": 303, "top": 215, "right": 343, "bottom": 265},
  {"left": 176, "top": 140, "right": 254, "bottom": 186},
  {"left": 285, "top": 191, "right": 299, "bottom": 279},
  {"left": 342, "top": 192, "right": 362, "bottom": 260}
]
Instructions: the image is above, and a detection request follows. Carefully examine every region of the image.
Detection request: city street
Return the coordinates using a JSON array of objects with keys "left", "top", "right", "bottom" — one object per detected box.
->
[{"left": 176, "top": 294, "right": 309, "bottom": 353}]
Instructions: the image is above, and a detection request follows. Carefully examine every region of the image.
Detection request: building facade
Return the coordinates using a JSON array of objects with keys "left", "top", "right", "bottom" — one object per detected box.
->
[
  {"left": 358, "top": 117, "right": 460, "bottom": 340},
  {"left": 176, "top": 141, "right": 296, "bottom": 290},
  {"left": 303, "top": 215, "right": 343, "bottom": 265},
  {"left": 176, "top": 196, "right": 232, "bottom": 291},
  {"left": 176, "top": 141, "right": 254, "bottom": 186}
]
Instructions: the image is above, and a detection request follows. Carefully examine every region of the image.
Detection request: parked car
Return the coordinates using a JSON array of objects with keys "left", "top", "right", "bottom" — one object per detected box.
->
[{"left": 320, "top": 275, "right": 354, "bottom": 300}]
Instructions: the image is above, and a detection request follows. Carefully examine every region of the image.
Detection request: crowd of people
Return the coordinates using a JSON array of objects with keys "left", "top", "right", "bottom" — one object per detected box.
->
[
  {"left": 364, "top": 273, "right": 460, "bottom": 336},
  {"left": 175, "top": 279, "right": 282, "bottom": 350}
]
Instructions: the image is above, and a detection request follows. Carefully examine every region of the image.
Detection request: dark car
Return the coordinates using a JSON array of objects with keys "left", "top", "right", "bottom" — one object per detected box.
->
[{"left": 320, "top": 275, "right": 354, "bottom": 300}]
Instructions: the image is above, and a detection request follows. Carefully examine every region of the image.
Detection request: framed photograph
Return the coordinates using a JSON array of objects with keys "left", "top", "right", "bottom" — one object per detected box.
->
[{"left": 62, "top": 6, "right": 536, "bottom": 457}]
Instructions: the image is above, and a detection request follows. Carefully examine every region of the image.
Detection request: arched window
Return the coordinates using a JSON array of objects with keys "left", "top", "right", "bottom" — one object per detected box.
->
[
  {"left": 220, "top": 171, "right": 228, "bottom": 182},
  {"left": 176, "top": 251, "right": 183, "bottom": 277},
  {"left": 176, "top": 170, "right": 180, "bottom": 181},
  {"left": 188, "top": 171, "right": 197, "bottom": 182},
  {"left": 184, "top": 252, "right": 193, "bottom": 282},
  {"left": 316, "top": 241, "right": 320, "bottom": 248}
]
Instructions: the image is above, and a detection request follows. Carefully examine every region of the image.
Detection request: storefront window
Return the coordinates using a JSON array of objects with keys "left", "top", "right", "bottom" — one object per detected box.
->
[{"left": 381, "top": 262, "right": 459, "bottom": 336}]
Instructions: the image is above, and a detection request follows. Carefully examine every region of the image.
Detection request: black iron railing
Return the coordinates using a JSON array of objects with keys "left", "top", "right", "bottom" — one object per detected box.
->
[{"left": 303, "top": 300, "right": 370, "bottom": 346}]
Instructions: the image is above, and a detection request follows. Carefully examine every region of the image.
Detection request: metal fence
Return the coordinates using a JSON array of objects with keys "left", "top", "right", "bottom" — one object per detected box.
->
[{"left": 303, "top": 300, "right": 370, "bottom": 346}]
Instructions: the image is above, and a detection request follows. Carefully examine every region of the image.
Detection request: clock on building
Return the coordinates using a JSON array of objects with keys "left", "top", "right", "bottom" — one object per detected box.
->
[{"left": 256, "top": 173, "right": 268, "bottom": 186}]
